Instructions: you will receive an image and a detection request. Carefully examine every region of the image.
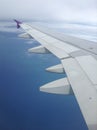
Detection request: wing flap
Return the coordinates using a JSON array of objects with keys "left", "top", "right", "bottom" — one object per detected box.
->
[
  {"left": 75, "top": 55, "right": 97, "bottom": 85},
  {"left": 61, "top": 58, "right": 97, "bottom": 130}
]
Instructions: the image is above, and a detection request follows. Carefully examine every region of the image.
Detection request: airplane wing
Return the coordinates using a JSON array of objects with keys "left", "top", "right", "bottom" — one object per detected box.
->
[{"left": 14, "top": 20, "right": 97, "bottom": 130}]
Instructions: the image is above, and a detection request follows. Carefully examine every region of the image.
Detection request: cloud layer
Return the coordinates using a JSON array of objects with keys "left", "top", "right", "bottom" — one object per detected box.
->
[{"left": 0, "top": 0, "right": 97, "bottom": 23}]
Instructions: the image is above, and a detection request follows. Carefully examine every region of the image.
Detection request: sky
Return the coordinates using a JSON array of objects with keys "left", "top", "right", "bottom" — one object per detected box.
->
[{"left": 0, "top": 0, "right": 97, "bottom": 23}]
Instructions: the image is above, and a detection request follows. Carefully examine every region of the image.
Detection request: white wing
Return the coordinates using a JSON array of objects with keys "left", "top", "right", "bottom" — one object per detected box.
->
[{"left": 14, "top": 20, "right": 97, "bottom": 130}]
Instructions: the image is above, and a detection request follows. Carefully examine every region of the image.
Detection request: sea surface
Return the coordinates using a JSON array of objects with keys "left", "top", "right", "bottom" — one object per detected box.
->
[{"left": 0, "top": 20, "right": 97, "bottom": 130}]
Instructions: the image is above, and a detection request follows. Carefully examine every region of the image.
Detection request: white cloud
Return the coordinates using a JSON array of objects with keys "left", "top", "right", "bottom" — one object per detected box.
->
[
  {"left": 0, "top": 22, "right": 20, "bottom": 32},
  {"left": 0, "top": 21, "right": 97, "bottom": 42},
  {"left": 0, "top": 0, "right": 97, "bottom": 23}
]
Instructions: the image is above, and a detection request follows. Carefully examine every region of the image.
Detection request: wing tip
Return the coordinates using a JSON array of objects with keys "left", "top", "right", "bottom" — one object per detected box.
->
[{"left": 14, "top": 19, "right": 22, "bottom": 28}]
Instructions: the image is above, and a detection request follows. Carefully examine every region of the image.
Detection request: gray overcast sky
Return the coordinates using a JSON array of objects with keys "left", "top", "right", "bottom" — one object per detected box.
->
[{"left": 0, "top": 0, "right": 97, "bottom": 23}]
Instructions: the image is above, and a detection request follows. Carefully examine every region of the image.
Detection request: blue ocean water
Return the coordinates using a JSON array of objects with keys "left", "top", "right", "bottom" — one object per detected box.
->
[{"left": 0, "top": 21, "right": 93, "bottom": 130}]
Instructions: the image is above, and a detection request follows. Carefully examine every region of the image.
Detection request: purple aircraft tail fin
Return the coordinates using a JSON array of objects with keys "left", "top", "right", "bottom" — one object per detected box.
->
[{"left": 14, "top": 19, "right": 22, "bottom": 28}]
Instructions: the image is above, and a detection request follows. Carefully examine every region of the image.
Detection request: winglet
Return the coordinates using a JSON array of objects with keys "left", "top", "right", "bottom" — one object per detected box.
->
[{"left": 14, "top": 19, "right": 22, "bottom": 28}]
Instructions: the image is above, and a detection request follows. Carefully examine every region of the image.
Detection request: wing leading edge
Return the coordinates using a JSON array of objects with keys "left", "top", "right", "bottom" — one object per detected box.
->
[{"left": 14, "top": 20, "right": 97, "bottom": 130}]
